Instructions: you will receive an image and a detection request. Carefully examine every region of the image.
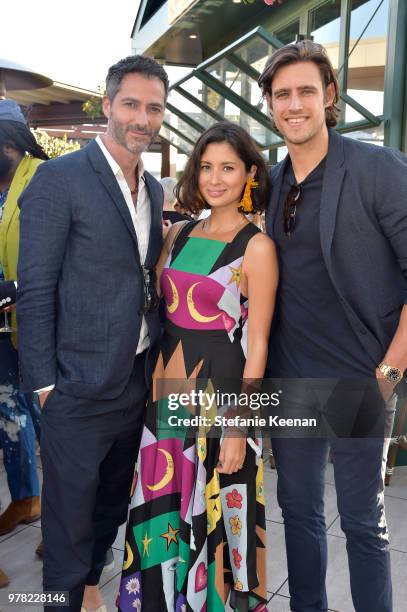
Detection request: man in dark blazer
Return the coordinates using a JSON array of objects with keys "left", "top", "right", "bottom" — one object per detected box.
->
[
  {"left": 259, "top": 41, "right": 407, "bottom": 612},
  {"left": 17, "top": 56, "right": 167, "bottom": 612}
]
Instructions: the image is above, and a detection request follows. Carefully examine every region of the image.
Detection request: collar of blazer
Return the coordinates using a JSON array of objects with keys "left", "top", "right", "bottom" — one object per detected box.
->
[
  {"left": 85, "top": 140, "right": 163, "bottom": 263},
  {"left": 268, "top": 128, "right": 346, "bottom": 266}
]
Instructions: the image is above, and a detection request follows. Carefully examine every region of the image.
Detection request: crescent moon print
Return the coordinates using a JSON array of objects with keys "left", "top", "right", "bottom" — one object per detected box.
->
[
  {"left": 166, "top": 276, "right": 179, "bottom": 314},
  {"left": 122, "top": 541, "right": 134, "bottom": 571},
  {"left": 146, "top": 448, "right": 174, "bottom": 491},
  {"left": 187, "top": 282, "right": 222, "bottom": 323}
]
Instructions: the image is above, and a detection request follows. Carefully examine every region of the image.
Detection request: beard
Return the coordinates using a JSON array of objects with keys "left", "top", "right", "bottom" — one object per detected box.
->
[
  {"left": 0, "top": 150, "right": 13, "bottom": 181},
  {"left": 109, "top": 118, "right": 156, "bottom": 156}
]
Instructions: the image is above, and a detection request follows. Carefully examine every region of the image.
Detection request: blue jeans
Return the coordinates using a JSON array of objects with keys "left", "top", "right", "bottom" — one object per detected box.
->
[
  {"left": 271, "top": 434, "right": 393, "bottom": 612},
  {"left": 0, "top": 334, "right": 41, "bottom": 501}
]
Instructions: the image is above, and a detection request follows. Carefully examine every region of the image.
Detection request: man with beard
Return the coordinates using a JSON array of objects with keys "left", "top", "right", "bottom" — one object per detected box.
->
[
  {"left": 259, "top": 41, "right": 407, "bottom": 612},
  {"left": 0, "top": 101, "right": 46, "bottom": 561},
  {"left": 17, "top": 56, "right": 167, "bottom": 612}
]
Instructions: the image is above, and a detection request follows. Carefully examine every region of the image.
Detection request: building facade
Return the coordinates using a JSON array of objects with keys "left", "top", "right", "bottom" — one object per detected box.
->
[{"left": 132, "top": 0, "right": 407, "bottom": 159}]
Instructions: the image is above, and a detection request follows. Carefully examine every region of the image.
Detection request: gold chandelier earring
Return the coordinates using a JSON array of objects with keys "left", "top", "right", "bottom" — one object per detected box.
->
[{"left": 238, "top": 176, "right": 258, "bottom": 213}]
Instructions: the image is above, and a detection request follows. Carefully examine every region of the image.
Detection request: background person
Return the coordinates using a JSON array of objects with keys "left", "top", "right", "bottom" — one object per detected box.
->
[
  {"left": 160, "top": 176, "right": 190, "bottom": 223},
  {"left": 0, "top": 99, "right": 45, "bottom": 538}
]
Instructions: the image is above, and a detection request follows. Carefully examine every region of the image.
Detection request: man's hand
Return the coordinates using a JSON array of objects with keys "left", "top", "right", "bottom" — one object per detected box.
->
[
  {"left": 1, "top": 304, "right": 16, "bottom": 313},
  {"left": 38, "top": 390, "right": 51, "bottom": 409},
  {"left": 217, "top": 437, "right": 246, "bottom": 474},
  {"left": 376, "top": 369, "right": 396, "bottom": 402}
]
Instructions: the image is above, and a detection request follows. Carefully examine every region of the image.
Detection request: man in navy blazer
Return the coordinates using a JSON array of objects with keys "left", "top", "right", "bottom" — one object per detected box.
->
[
  {"left": 17, "top": 56, "right": 167, "bottom": 612},
  {"left": 259, "top": 41, "right": 407, "bottom": 611}
]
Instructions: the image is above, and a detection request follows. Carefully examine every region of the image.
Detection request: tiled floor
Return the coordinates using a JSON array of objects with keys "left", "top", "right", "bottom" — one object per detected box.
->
[{"left": 0, "top": 455, "right": 406, "bottom": 611}]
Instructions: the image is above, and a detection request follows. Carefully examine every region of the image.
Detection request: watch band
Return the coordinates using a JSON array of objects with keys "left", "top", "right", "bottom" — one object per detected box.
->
[{"left": 378, "top": 362, "right": 403, "bottom": 383}]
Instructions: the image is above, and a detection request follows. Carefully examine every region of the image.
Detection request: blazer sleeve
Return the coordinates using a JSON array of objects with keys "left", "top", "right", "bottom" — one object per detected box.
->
[
  {"left": 17, "top": 161, "right": 71, "bottom": 391},
  {"left": 374, "top": 147, "right": 407, "bottom": 304}
]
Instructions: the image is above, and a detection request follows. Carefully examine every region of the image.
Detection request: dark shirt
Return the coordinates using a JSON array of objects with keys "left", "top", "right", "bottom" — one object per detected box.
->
[
  {"left": 269, "top": 158, "right": 376, "bottom": 378},
  {"left": 163, "top": 210, "right": 191, "bottom": 223}
]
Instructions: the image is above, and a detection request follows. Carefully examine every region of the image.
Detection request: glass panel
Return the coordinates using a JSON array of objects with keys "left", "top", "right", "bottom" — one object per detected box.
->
[
  {"left": 233, "top": 35, "right": 275, "bottom": 75},
  {"left": 347, "top": 0, "right": 389, "bottom": 115},
  {"left": 160, "top": 125, "right": 193, "bottom": 155},
  {"left": 179, "top": 75, "right": 280, "bottom": 148},
  {"left": 274, "top": 19, "right": 300, "bottom": 46},
  {"left": 343, "top": 103, "right": 365, "bottom": 124},
  {"left": 206, "top": 57, "right": 267, "bottom": 111},
  {"left": 309, "top": 0, "right": 341, "bottom": 68},
  {"left": 167, "top": 89, "right": 214, "bottom": 130},
  {"left": 344, "top": 121, "right": 384, "bottom": 146},
  {"left": 163, "top": 110, "right": 202, "bottom": 143}
]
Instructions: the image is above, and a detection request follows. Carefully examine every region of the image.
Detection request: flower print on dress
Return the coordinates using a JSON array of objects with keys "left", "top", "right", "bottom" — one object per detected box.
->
[
  {"left": 226, "top": 488, "right": 243, "bottom": 509},
  {"left": 232, "top": 548, "right": 242, "bottom": 569},
  {"left": 126, "top": 577, "right": 140, "bottom": 595},
  {"left": 229, "top": 515, "right": 242, "bottom": 536}
]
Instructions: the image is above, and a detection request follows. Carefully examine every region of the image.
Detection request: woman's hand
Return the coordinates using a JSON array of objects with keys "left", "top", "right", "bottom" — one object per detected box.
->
[{"left": 217, "top": 437, "right": 246, "bottom": 474}]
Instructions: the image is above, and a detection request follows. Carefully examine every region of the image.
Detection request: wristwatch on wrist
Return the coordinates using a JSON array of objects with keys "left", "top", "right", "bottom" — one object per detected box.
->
[{"left": 377, "top": 362, "right": 403, "bottom": 383}]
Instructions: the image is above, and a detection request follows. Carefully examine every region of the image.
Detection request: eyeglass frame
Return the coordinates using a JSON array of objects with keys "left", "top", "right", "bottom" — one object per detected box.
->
[
  {"left": 142, "top": 266, "right": 160, "bottom": 314},
  {"left": 283, "top": 183, "right": 301, "bottom": 236}
]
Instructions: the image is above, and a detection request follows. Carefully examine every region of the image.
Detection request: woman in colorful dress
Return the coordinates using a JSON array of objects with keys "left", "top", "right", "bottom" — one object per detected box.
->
[{"left": 118, "top": 122, "right": 278, "bottom": 612}]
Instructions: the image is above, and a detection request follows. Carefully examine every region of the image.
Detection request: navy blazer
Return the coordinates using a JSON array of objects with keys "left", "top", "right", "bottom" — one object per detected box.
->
[
  {"left": 266, "top": 128, "right": 407, "bottom": 366},
  {"left": 17, "top": 140, "right": 163, "bottom": 399}
]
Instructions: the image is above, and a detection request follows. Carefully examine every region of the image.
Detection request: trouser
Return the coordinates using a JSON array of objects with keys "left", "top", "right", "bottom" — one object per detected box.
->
[
  {"left": 0, "top": 334, "right": 41, "bottom": 500},
  {"left": 41, "top": 354, "right": 148, "bottom": 612},
  {"left": 271, "top": 382, "right": 395, "bottom": 612}
]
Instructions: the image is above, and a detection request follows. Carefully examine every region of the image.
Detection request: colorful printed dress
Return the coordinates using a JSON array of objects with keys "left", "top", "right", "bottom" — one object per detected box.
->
[{"left": 118, "top": 221, "right": 268, "bottom": 612}]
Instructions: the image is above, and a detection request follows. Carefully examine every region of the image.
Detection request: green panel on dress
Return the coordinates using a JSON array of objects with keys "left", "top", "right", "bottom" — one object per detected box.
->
[
  {"left": 133, "top": 510, "right": 180, "bottom": 570},
  {"left": 170, "top": 237, "right": 226, "bottom": 275},
  {"left": 156, "top": 398, "right": 189, "bottom": 442},
  {"left": 207, "top": 560, "right": 225, "bottom": 611}
]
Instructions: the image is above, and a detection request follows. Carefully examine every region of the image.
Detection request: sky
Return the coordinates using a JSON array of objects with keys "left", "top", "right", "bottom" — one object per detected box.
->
[{"left": 1, "top": 0, "right": 142, "bottom": 91}]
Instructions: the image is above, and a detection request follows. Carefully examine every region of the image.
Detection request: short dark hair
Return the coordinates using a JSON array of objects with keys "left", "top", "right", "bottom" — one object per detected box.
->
[
  {"left": 106, "top": 55, "right": 169, "bottom": 102},
  {"left": 258, "top": 40, "right": 340, "bottom": 128},
  {"left": 175, "top": 121, "right": 270, "bottom": 216},
  {"left": 0, "top": 121, "right": 49, "bottom": 160}
]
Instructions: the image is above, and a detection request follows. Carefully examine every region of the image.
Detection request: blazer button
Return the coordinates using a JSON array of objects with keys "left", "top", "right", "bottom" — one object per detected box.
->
[{"left": 359, "top": 328, "right": 367, "bottom": 335}]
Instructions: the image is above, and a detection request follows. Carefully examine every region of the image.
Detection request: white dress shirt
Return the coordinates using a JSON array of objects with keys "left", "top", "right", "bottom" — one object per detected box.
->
[
  {"left": 96, "top": 135, "right": 150, "bottom": 354},
  {"left": 36, "top": 137, "right": 151, "bottom": 395}
]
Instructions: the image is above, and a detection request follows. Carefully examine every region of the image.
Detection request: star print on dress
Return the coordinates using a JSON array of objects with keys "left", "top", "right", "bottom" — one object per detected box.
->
[
  {"left": 228, "top": 264, "right": 242, "bottom": 288},
  {"left": 160, "top": 522, "right": 180, "bottom": 550}
]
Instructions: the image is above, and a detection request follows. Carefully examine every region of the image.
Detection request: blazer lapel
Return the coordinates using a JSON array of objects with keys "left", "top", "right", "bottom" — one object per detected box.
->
[
  {"left": 267, "top": 156, "right": 289, "bottom": 238},
  {"left": 85, "top": 140, "right": 139, "bottom": 249},
  {"left": 320, "top": 129, "right": 346, "bottom": 270},
  {"left": 144, "top": 172, "right": 163, "bottom": 268}
]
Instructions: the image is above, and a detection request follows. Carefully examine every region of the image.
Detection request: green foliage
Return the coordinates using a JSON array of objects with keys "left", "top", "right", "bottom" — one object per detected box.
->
[
  {"left": 82, "top": 86, "right": 105, "bottom": 119},
  {"left": 34, "top": 131, "right": 80, "bottom": 159}
]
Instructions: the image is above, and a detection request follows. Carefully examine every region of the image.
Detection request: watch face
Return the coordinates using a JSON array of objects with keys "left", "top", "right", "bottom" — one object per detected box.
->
[{"left": 387, "top": 368, "right": 402, "bottom": 383}]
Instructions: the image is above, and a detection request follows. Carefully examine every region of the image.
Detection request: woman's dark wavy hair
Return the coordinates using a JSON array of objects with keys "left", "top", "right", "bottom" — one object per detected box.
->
[
  {"left": 0, "top": 121, "right": 49, "bottom": 160},
  {"left": 175, "top": 121, "right": 270, "bottom": 216},
  {"left": 258, "top": 40, "right": 340, "bottom": 128}
]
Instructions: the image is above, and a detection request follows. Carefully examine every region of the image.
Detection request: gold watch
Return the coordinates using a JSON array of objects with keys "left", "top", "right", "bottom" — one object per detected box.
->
[{"left": 377, "top": 362, "right": 403, "bottom": 383}]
